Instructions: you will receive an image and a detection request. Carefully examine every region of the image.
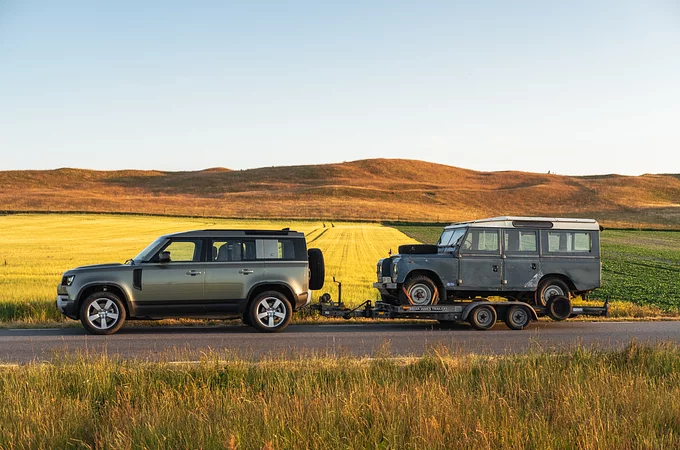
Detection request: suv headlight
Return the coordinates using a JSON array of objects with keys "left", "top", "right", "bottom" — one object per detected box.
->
[
  {"left": 62, "top": 275, "right": 75, "bottom": 286},
  {"left": 377, "top": 259, "right": 383, "bottom": 277},
  {"left": 392, "top": 261, "right": 399, "bottom": 278}
]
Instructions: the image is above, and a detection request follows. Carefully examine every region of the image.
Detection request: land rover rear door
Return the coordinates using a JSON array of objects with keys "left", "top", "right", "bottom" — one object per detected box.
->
[
  {"left": 457, "top": 228, "right": 502, "bottom": 291},
  {"left": 502, "top": 228, "right": 540, "bottom": 291}
]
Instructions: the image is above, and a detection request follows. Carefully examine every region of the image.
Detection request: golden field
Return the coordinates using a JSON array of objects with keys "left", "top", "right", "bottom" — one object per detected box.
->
[{"left": 0, "top": 213, "right": 416, "bottom": 323}]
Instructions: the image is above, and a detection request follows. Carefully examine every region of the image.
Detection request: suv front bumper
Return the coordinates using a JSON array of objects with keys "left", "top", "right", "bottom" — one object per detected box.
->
[{"left": 56, "top": 295, "right": 78, "bottom": 320}]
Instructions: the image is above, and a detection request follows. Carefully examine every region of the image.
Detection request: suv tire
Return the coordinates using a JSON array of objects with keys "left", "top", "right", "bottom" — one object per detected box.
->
[
  {"left": 248, "top": 291, "right": 292, "bottom": 333},
  {"left": 308, "top": 248, "right": 325, "bottom": 290},
  {"left": 79, "top": 291, "right": 126, "bottom": 335},
  {"left": 400, "top": 275, "right": 439, "bottom": 306},
  {"left": 536, "top": 278, "right": 570, "bottom": 307}
]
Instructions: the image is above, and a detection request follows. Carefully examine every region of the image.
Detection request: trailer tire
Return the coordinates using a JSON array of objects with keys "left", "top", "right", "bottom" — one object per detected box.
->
[
  {"left": 469, "top": 305, "right": 497, "bottom": 330},
  {"left": 504, "top": 305, "right": 531, "bottom": 330},
  {"left": 546, "top": 295, "right": 572, "bottom": 321},
  {"left": 308, "top": 248, "right": 325, "bottom": 290}
]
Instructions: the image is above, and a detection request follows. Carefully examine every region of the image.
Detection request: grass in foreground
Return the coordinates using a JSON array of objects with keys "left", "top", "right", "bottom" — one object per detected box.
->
[{"left": 1, "top": 343, "right": 680, "bottom": 449}]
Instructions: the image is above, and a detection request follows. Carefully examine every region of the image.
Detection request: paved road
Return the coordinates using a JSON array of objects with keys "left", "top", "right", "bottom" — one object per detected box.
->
[{"left": 1, "top": 321, "right": 679, "bottom": 363}]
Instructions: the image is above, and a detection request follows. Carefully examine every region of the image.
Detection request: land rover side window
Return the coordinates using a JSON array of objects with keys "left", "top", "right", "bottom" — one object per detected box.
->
[
  {"left": 156, "top": 239, "right": 202, "bottom": 262},
  {"left": 547, "top": 231, "right": 592, "bottom": 253},
  {"left": 211, "top": 240, "right": 257, "bottom": 262},
  {"left": 461, "top": 229, "right": 499, "bottom": 253},
  {"left": 260, "top": 239, "right": 306, "bottom": 261},
  {"left": 503, "top": 230, "right": 537, "bottom": 253}
]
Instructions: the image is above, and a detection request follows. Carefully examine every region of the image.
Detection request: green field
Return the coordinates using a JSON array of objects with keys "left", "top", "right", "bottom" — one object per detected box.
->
[
  {"left": 397, "top": 225, "right": 680, "bottom": 312},
  {"left": 1, "top": 344, "right": 679, "bottom": 449},
  {"left": 0, "top": 214, "right": 416, "bottom": 323}
]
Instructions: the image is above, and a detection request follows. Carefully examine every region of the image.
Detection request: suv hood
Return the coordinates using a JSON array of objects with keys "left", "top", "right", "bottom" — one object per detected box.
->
[{"left": 71, "top": 263, "right": 126, "bottom": 271}]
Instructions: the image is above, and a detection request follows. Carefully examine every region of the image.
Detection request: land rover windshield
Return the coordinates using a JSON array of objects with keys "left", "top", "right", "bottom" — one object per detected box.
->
[{"left": 437, "top": 227, "right": 467, "bottom": 252}]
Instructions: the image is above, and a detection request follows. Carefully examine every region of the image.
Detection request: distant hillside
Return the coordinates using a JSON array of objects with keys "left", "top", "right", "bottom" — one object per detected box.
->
[{"left": 2, "top": 159, "right": 679, "bottom": 228}]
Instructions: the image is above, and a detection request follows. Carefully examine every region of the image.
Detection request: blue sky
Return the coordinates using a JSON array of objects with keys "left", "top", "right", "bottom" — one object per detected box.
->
[{"left": 1, "top": 1, "right": 679, "bottom": 175}]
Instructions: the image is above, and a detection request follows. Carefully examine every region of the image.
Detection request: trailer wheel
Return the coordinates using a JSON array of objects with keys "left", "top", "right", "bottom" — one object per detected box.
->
[
  {"left": 469, "top": 305, "right": 497, "bottom": 330},
  {"left": 504, "top": 305, "right": 531, "bottom": 330},
  {"left": 400, "top": 276, "right": 439, "bottom": 306},
  {"left": 546, "top": 295, "right": 572, "bottom": 321}
]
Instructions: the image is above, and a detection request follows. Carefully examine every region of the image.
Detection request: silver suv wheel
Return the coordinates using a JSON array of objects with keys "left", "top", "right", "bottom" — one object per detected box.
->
[
  {"left": 255, "top": 297, "right": 287, "bottom": 328},
  {"left": 79, "top": 291, "right": 126, "bottom": 335},
  {"left": 86, "top": 298, "right": 120, "bottom": 330},
  {"left": 249, "top": 291, "right": 292, "bottom": 333}
]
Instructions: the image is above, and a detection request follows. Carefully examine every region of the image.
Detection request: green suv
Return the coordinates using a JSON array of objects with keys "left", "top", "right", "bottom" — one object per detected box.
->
[{"left": 56, "top": 229, "right": 325, "bottom": 334}]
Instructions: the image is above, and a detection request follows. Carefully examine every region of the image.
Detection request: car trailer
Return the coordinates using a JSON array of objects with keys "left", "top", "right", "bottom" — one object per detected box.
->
[{"left": 310, "top": 279, "right": 609, "bottom": 330}]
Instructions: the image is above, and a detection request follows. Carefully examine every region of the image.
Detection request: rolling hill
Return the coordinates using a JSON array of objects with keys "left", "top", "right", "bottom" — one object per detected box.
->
[{"left": 1, "top": 159, "right": 679, "bottom": 228}]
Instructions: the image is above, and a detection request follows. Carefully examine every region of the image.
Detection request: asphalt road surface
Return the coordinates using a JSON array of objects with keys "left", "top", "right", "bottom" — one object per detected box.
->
[{"left": 1, "top": 321, "right": 679, "bottom": 363}]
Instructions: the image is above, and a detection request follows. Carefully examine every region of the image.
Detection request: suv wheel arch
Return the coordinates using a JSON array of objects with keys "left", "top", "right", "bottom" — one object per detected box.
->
[
  {"left": 77, "top": 283, "right": 132, "bottom": 318},
  {"left": 245, "top": 283, "right": 295, "bottom": 315}
]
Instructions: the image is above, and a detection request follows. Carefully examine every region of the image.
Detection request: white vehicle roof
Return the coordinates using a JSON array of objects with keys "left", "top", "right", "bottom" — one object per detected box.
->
[{"left": 444, "top": 216, "right": 600, "bottom": 231}]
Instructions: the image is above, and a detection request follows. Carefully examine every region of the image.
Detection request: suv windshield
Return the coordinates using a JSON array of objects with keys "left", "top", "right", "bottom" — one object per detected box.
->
[
  {"left": 437, "top": 227, "right": 467, "bottom": 251},
  {"left": 134, "top": 237, "right": 167, "bottom": 262}
]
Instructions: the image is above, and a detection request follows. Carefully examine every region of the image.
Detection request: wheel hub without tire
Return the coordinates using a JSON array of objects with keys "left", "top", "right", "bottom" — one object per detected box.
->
[{"left": 409, "top": 284, "right": 432, "bottom": 305}]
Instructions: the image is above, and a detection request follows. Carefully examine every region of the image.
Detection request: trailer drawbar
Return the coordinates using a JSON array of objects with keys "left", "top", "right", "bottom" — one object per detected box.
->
[{"left": 310, "top": 278, "right": 609, "bottom": 330}]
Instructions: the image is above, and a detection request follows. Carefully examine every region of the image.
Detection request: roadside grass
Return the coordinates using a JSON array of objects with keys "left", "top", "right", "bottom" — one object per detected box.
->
[
  {"left": 0, "top": 214, "right": 415, "bottom": 323},
  {"left": 397, "top": 225, "right": 680, "bottom": 314},
  {"left": 1, "top": 343, "right": 680, "bottom": 449}
]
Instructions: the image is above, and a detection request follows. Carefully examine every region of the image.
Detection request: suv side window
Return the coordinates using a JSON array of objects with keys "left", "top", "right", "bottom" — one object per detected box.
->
[
  {"left": 156, "top": 239, "right": 203, "bottom": 262},
  {"left": 503, "top": 229, "right": 538, "bottom": 254},
  {"left": 461, "top": 229, "right": 500, "bottom": 253},
  {"left": 210, "top": 240, "right": 257, "bottom": 262},
  {"left": 260, "top": 238, "right": 306, "bottom": 261},
  {"left": 546, "top": 231, "right": 592, "bottom": 253}
]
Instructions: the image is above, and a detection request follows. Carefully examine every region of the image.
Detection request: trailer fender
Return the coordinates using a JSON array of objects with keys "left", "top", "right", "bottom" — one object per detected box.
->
[{"left": 461, "top": 302, "right": 538, "bottom": 322}]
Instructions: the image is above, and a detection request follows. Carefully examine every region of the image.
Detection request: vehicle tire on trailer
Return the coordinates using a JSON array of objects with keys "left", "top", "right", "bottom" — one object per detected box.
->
[
  {"left": 504, "top": 305, "right": 531, "bottom": 330},
  {"left": 469, "top": 305, "right": 497, "bottom": 330},
  {"left": 79, "top": 291, "right": 126, "bottom": 335},
  {"left": 535, "top": 278, "right": 570, "bottom": 307},
  {"left": 308, "top": 248, "right": 325, "bottom": 290},
  {"left": 546, "top": 295, "right": 572, "bottom": 321},
  {"left": 399, "top": 275, "right": 439, "bottom": 306},
  {"left": 248, "top": 291, "right": 292, "bottom": 333}
]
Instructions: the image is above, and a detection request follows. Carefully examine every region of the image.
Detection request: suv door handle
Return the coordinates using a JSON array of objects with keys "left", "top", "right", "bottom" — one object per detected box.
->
[
  {"left": 239, "top": 269, "right": 254, "bottom": 275},
  {"left": 186, "top": 270, "right": 202, "bottom": 276}
]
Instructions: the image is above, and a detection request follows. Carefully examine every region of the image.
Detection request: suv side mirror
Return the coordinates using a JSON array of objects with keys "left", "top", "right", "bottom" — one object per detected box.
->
[{"left": 158, "top": 251, "right": 171, "bottom": 263}]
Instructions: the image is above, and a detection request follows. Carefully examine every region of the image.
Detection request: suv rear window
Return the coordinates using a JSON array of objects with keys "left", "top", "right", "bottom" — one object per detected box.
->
[{"left": 261, "top": 238, "right": 307, "bottom": 261}]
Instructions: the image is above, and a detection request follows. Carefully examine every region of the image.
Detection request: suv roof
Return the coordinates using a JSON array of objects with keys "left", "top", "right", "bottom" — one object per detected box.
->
[
  {"left": 165, "top": 229, "right": 305, "bottom": 239},
  {"left": 445, "top": 216, "right": 600, "bottom": 231}
]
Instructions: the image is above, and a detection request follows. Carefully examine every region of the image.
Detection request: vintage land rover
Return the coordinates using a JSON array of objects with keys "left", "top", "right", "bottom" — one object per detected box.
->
[{"left": 374, "top": 217, "right": 601, "bottom": 307}]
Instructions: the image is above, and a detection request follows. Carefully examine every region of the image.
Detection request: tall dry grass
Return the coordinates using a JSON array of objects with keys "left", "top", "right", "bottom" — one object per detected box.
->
[{"left": 0, "top": 343, "right": 679, "bottom": 449}]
